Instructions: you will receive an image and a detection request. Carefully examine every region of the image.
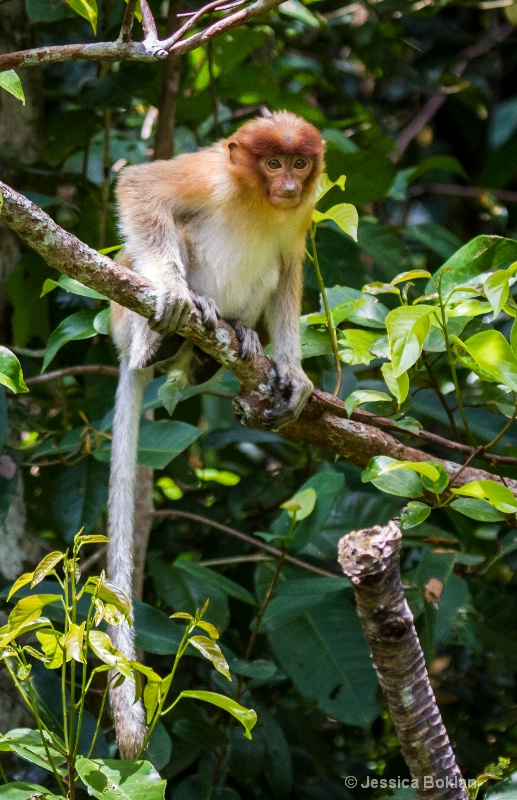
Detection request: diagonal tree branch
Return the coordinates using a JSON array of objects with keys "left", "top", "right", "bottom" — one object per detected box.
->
[
  {"left": 1, "top": 179, "right": 517, "bottom": 498},
  {"left": 0, "top": 0, "right": 281, "bottom": 72}
]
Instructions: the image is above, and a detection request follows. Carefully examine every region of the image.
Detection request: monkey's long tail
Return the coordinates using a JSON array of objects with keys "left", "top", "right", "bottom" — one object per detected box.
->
[{"left": 107, "top": 358, "right": 149, "bottom": 759}]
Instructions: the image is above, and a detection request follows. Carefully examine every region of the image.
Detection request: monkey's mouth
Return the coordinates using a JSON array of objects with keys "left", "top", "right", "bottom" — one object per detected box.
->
[{"left": 269, "top": 194, "right": 302, "bottom": 207}]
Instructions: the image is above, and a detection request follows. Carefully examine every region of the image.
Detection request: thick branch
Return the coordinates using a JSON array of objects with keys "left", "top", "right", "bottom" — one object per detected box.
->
[
  {"left": 0, "top": 0, "right": 281, "bottom": 72},
  {"left": 1, "top": 180, "right": 517, "bottom": 497},
  {"left": 338, "top": 522, "right": 468, "bottom": 800}
]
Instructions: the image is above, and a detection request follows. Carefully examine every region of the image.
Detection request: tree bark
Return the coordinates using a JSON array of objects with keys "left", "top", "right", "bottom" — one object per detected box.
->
[{"left": 338, "top": 522, "right": 468, "bottom": 800}]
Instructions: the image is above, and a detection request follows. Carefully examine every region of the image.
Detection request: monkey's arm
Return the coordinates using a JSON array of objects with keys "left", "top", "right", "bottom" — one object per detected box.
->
[
  {"left": 264, "top": 254, "right": 313, "bottom": 429},
  {"left": 116, "top": 161, "right": 218, "bottom": 367}
]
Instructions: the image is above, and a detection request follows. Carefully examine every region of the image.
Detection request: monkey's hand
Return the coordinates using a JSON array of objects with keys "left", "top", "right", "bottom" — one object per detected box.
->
[
  {"left": 264, "top": 362, "right": 313, "bottom": 430},
  {"left": 228, "top": 319, "right": 262, "bottom": 361},
  {"left": 192, "top": 293, "right": 220, "bottom": 331},
  {"left": 149, "top": 287, "right": 194, "bottom": 335}
]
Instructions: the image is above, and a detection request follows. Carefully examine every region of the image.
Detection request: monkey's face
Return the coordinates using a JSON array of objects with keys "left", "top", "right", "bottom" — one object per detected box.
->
[{"left": 261, "top": 155, "right": 315, "bottom": 208}]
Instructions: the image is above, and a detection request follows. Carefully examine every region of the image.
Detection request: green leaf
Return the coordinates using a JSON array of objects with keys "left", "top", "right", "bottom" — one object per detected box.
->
[
  {"left": 315, "top": 172, "right": 346, "bottom": 202},
  {"left": 450, "top": 498, "right": 506, "bottom": 521},
  {"left": 41, "top": 275, "right": 107, "bottom": 301},
  {"left": 174, "top": 560, "right": 256, "bottom": 606},
  {"left": 400, "top": 501, "right": 431, "bottom": 529},
  {"left": 451, "top": 480, "right": 517, "bottom": 514},
  {"left": 484, "top": 269, "right": 510, "bottom": 318},
  {"left": 0, "top": 729, "right": 66, "bottom": 775},
  {"left": 386, "top": 305, "right": 436, "bottom": 377},
  {"left": 53, "top": 458, "right": 109, "bottom": 541},
  {"left": 280, "top": 487, "right": 317, "bottom": 521},
  {"left": 76, "top": 757, "right": 166, "bottom": 800},
  {"left": 65, "top": 621, "right": 86, "bottom": 663},
  {"left": 65, "top": 0, "right": 98, "bottom": 32},
  {"left": 0, "top": 70, "right": 25, "bottom": 104},
  {"left": 344, "top": 390, "right": 392, "bottom": 416},
  {"left": 137, "top": 420, "right": 203, "bottom": 469},
  {"left": 8, "top": 595, "right": 61, "bottom": 632},
  {"left": 83, "top": 575, "right": 132, "bottom": 619},
  {"left": 381, "top": 362, "right": 409, "bottom": 404},
  {"left": 391, "top": 269, "right": 433, "bottom": 285},
  {"left": 0, "top": 783, "right": 61, "bottom": 799},
  {"left": 36, "top": 629, "right": 64, "bottom": 669},
  {"left": 266, "top": 586, "right": 378, "bottom": 727},
  {"left": 94, "top": 307, "right": 111, "bottom": 335},
  {"left": 431, "top": 235, "right": 517, "bottom": 298},
  {"left": 178, "top": 690, "right": 257, "bottom": 739},
  {"left": 32, "top": 552, "right": 64, "bottom": 586},
  {"left": 189, "top": 636, "right": 231, "bottom": 679},
  {"left": 361, "top": 456, "right": 423, "bottom": 498},
  {"left": 455, "top": 330, "right": 517, "bottom": 391},
  {"left": 42, "top": 309, "right": 100, "bottom": 371},
  {"left": 0, "top": 347, "right": 28, "bottom": 394},
  {"left": 88, "top": 630, "right": 133, "bottom": 679},
  {"left": 313, "top": 203, "right": 358, "bottom": 241},
  {"left": 338, "top": 329, "right": 379, "bottom": 366}
]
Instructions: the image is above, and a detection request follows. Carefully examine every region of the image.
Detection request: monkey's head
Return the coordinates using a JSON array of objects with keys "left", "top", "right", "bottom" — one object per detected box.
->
[{"left": 227, "top": 112, "right": 325, "bottom": 209}]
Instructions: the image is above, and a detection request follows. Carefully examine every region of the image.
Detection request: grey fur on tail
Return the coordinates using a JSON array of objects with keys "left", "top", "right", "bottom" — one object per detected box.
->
[{"left": 107, "top": 361, "right": 150, "bottom": 758}]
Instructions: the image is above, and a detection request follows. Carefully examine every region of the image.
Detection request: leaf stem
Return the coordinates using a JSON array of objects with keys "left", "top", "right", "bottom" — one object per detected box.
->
[{"left": 309, "top": 227, "right": 342, "bottom": 396}]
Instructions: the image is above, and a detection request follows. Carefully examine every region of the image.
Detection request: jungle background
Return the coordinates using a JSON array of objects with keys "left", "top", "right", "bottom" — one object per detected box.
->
[{"left": 2, "top": 0, "right": 517, "bottom": 796}]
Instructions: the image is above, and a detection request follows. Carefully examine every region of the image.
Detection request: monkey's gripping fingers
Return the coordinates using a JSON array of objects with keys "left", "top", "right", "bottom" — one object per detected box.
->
[
  {"left": 192, "top": 293, "right": 220, "bottom": 332},
  {"left": 263, "top": 362, "right": 313, "bottom": 430},
  {"left": 149, "top": 287, "right": 194, "bottom": 335},
  {"left": 228, "top": 319, "right": 262, "bottom": 361}
]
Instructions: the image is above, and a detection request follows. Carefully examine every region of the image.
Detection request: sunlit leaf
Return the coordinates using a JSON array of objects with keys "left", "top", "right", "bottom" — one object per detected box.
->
[
  {"left": 313, "top": 203, "right": 358, "bottom": 241},
  {"left": 65, "top": 0, "right": 98, "bottom": 32},
  {"left": 0, "top": 71, "right": 25, "bottom": 104},
  {"left": 455, "top": 330, "right": 517, "bottom": 391},
  {"left": 344, "top": 390, "right": 392, "bottom": 416},
  {"left": 484, "top": 269, "right": 510, "bottom": 318},
  {"left": 76, "top": 757, "right": 167, "bottom": 800},
  {"left": 178, "top": 690, "right": 257, "bottom": 739},
  {"left": 451, "top": 480, "right": 517, "bottom": 514},
  {"left": 65, "top": 622, "right": 86, "bottom": 663},
  {"left": 88, "top": 631, "right": 133, "bottom": 679},
  {"left": 7, "top": 572, "right": 34, "bottom": 602},
  {"left": 0, "top": 347, "right": 28, "bottom": 394},
  {"left": 189, "top": 635, "right": 231, "bottom": 679},
  {"left": 386, "top": 305, "right": 436, "bottom": 377},
  {"left": 280, "top": 488, "right": 317, "bottom": 520},
  {"left": 381, "top": 362, "right": 409, "bottom": 404},
  {"left": 32, "top": 552, "right": 64, "bottom": 586}
]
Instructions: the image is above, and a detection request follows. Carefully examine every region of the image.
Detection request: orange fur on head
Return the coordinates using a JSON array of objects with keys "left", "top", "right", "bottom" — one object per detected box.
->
[{"left": 226, "top": 111, "right": 325, "bottom": 201}]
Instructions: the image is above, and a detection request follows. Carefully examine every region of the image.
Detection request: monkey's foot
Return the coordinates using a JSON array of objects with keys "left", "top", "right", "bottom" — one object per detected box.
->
[
  {"left": 149, "top": 288, "right": 194, "bottom": 335},
  {"left": 192, "top": 293, "right": 220, "bottom": 331},
  {"left": 228, "top": 319, "right": 262, "bottom": 360},
  {"left": 263, "top": 362, "right": 313, "bottom": 429}
]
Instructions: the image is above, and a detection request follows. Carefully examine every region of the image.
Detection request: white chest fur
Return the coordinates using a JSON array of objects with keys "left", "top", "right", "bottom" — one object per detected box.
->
[{"left": 185, "top": 205, "right": 303, "bottom": 327}]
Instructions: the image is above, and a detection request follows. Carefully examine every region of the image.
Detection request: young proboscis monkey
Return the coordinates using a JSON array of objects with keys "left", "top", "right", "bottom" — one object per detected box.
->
[{"left": 108, "top": 111, "right": 325, "bottom": 758}]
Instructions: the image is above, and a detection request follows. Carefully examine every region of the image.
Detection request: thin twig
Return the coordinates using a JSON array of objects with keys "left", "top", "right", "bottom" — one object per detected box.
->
[
  {"left": 140, "top": 0, "right": 159, "bottom": 38},
  {"left": 152, "top": 509, "right": 340, "bottom": 577},
  {"left": 411, "top": 183, "right": 517, "bottom": 205},
  {"left": 163, "top": 0, "right": 246, "bottom": 48},
  {"left": 119, "top": 0, "right": 138, "bottom": 42},
  {"left": 25, "top": 365, "right": 119, "bottom": 386}
]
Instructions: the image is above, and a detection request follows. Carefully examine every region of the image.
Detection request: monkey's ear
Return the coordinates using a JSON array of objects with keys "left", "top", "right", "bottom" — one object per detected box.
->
[{"left": 228, "top": 141, "right": 238, "bottom": 163}]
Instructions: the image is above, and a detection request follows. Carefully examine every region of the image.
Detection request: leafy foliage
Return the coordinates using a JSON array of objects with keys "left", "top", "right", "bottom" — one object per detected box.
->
[{"left": 2, "top": 0, "right": 517, "bottom": 796}]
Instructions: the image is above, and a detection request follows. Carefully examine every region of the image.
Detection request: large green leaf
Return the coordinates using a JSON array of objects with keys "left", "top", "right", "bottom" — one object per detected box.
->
[
  {"left": 266, "top": 588, "right": 378, "bottom": 727},
  {"left": 430, "top": 235, "right": 517, "bottom": 298},
  {"left": 455, "top": 330, "right": 517, "bottom": 391},
  {"left": 361, "top": 456, "right": 424, "bottom": 498},
  {"left": 75, "top": 757, "right": 166, "bottom": 800},
  {"left": 0, "top": 729, "right": 66, "bottom": 776},
  {"left": 450, "top": 480, "right": 517, "bottom": 514},
  {"left": 42, "top": 309, "right": 100, "bottom": 371},
  {"left": 52, "top": 458, "right": 109, "bottom": 541},
  {"left": 386, "top": 305, "right": 436, "bottom": 376},
  {"left": 174, "top": 559, "right": 256, "bottom": 605}
]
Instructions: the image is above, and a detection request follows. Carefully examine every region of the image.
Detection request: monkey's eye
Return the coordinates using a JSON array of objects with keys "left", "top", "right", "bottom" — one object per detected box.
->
[
  {"left": 267, "top": 158, "right": 283, "bottom": 170},
  {"left": 293, "top": 158, "right": 308, "bottom": 169}
]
